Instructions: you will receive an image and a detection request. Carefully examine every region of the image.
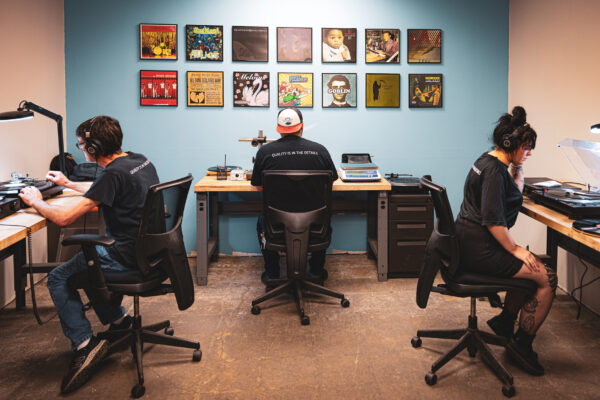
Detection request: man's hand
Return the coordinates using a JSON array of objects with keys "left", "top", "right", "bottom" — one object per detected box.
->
[
  {"left": 46, "top": 170, "right": 70, "bottom": 186},
  {"left": 19, "top": 186, "right": 43, "bottom": 206},
  {"left": 341, "top": 47, "right": 349, "bottom": 59}
]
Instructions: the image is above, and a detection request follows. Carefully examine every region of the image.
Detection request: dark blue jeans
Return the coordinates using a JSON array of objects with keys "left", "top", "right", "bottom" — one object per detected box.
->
[{"left": 257, "top": 214, "right": 325, "bottom": 279}]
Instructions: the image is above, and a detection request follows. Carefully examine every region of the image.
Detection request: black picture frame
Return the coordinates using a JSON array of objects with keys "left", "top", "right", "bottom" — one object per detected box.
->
[
  {"left": 232, "top": 26, "right": 269, "bottom": 62},
  {"left": 321, "top": 28, "right": 357, "bottom": 63},
  {"left": 322, "top": 73, "right": 357, "bottom": 108},
  {"left": 365, "top": 73, "right": 400, "bottom": 108},
  {"left": 277, "top": 27, "right": 312, "bottom": 63},
  {"left": 408, "top": 73, "right": 442, "bottom": 108},
  {"left": 187, "top": 71, "right": 224, "bottom": 107},
  {"left": 365, "top": 29, "right": 400, "bottom": 63},
  {"left": 233, "top": 72, "right": 270, "bottom": 107},
  {"left": 407, "top": 29, "right": 442, "bottom": 63},
  {"left": 185, "top": 25, "right": 223, "bottom": 61},
  {"left": 139, "top": 23, "right": 178, "bottom": 60},
  {"left": 140, "top": 70, "right": 178, "bottom": 107},
  {"left": 278, "top": 72, "right": 313, "bottom": 108}
]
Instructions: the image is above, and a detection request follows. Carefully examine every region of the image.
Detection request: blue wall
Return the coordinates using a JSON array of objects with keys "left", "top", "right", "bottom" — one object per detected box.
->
[{"left": 64, "top": 0, "right": 509, "bottom": 253}]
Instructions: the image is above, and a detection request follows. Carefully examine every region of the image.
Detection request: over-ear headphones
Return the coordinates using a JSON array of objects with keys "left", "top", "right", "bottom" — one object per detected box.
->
[
  {"left": 84, "top": 117, "right": 104, "bottom": 157},
  {"left": 501, "top": 123, "right": 529, "bottom": 152}
]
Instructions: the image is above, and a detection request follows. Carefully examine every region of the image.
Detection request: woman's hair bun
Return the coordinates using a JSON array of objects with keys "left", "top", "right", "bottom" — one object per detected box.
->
[{"left": 510, "top": 106, "right": 527, "bottom": 126}]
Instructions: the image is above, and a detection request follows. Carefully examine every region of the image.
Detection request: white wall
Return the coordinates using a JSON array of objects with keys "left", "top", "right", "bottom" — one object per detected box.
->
[
  {"left": 509, "top": 0, "right": 600, "bottom": 314},
  {"left": 0, "top": 0, "right": 66, "bottom": 307}
]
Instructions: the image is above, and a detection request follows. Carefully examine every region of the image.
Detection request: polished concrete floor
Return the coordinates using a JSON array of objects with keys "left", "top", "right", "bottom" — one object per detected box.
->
[{"left": 1, "top": 254, "right": 599, "bottom": 399}]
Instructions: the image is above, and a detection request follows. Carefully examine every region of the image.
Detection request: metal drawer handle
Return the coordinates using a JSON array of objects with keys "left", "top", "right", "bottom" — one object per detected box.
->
[{"left": 396, "top": 223, "right": 426, "bottom": 229}]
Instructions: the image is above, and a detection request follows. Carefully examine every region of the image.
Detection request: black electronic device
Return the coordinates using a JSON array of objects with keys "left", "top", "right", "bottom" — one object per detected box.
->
[
  {"left": 386, "top": 173, "right": 431, "bottom": 194},
  {"left": 524, "top": 177, "right": 600, "bottom": 219},
  {"left": 573, "top": 218, "right": 600, "bottom": 237},
  {"left": 0, "top": 173, "right": 63, "bottom": 219},
  {"left": 341, "top": 153, "right": 372, "bottom": 163}
]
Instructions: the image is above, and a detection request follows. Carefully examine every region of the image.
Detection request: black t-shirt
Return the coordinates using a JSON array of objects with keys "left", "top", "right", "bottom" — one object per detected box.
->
[
  {"left": 251, "top": 135, "right": 338, "bottom": 186},
  {"left": 457, "top": 152, "right": 522, "bottom": 228},
  {"left": 84, "top": 152, "right": 159, "bottom": 268}
]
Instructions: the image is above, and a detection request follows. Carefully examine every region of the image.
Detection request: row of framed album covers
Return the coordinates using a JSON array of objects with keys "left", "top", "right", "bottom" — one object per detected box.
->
[
  {"left": 140, "top": 71, "right": 443, "bottom": 108},
  {"left": 140, "top": 24, "right": 442, "bottom": 63}
]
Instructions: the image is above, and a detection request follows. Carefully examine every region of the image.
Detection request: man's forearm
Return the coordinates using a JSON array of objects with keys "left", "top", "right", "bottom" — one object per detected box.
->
[{"left": 63, "top": 181, "right": 93, "bottom": 193}]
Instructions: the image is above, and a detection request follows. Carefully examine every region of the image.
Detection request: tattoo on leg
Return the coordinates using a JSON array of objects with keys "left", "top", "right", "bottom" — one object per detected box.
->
[
  {"left": 522, "top": 315, "right": 535, "bottom": 334},
  {"left": 547, "top": 270, "right": 558, "bottom": 292},
  {"left": 522, "top": 297, "right": 539, "bottom": 314}
]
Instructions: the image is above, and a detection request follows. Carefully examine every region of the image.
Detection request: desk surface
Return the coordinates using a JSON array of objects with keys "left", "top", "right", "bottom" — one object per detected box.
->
[
  {"left": 194, "top": 175, "right": 391, "bottom": 192},
  {"left": 0, "top": 190, "right": 83, "bottom": 251},
  {"left": 521, "top": 197, "right": 600, "bottom": 252}
]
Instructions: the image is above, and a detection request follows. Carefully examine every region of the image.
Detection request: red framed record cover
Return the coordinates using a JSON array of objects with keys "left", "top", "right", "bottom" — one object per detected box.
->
[
  {"left": 140, "top": 23, "right": 177, "bottom": 60},
  {"left": 140, "top": 70, "right": 178, "bottom": 106}
]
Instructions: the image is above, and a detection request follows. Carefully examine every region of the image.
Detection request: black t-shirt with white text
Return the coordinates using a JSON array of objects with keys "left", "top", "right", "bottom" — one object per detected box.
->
[
  {"left": 457, "top": 152, "right": 522, "bottom": 228},
  {"left": 84, "top": 152, "right": 159, "bottom": 268}
]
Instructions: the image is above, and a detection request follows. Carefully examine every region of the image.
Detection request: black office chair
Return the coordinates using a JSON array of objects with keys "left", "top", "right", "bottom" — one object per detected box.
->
[
  {"left": 250, "top": 170, "right": 350, "bottom": 325},
  {"left": 63, "top": 174, "right": 201, "bottom": 398},
  {"left": 411, "top": 178, "right": 537, "bottom": 398}
]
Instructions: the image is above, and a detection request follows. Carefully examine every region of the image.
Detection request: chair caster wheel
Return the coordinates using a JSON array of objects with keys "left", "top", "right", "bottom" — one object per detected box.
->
[
  {"left": 193, "top": 349, "right": 202, "bottom": 362},
  {"left": 341, "top": 298, "right": 350, "bottom": 308},
  {"left": 411, "top": 337, "right": 422, "bottom": 348},
  {"left": 301, "top": 316, "right": 310, "bottom": 325},
  {"left": 502, "top": 384, "right": 515, "bottom": 398},
  {"left": 425, "top": 372, "right": 437, "bottom": 386},
  {"left": 131, "top": 383, "right": 145, "bottom": 398},
  {"left": 164, "top": 327, "right": 174, "bottom": 336},
  {"left": 251, "top": 305, "right": 261, "bottom": 315}
]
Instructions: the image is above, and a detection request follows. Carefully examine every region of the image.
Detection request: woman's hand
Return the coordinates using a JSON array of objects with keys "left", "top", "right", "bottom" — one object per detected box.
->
[{"left": 512, "top": 246, "right": 539, "bottom": 272}]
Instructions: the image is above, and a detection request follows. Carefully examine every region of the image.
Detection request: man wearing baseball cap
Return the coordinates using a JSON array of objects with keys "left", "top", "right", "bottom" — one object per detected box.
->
[{"left": 251, "top": 108, "right": 338, "bottom": 286}]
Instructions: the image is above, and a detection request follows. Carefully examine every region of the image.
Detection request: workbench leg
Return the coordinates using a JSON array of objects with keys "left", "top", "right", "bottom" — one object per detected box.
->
[
  {"left": 377, "top": 191, "right": 388, "bottom": 282},
  {"left": 196, "top": 192, "right": 208, "bottom": 286},
  {"left": 546, "top": 227, "right": 558, "bottom": 271},
  {"left": 13, "top": 240, "right": 27, "bottom": 310},
  {"left": 209, "top": 192, "right": 219, "bottom": 262}
]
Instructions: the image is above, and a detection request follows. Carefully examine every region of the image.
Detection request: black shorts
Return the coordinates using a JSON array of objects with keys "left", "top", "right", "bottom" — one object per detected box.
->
[{"left": 455, "top": 217, "right": 523, "bottom": 278}]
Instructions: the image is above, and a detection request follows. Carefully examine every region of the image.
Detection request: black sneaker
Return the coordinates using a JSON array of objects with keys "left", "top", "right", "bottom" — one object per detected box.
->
[
  {"left": 61, "top": 336, "right": 108, "bottom": 393},
  {"left": 506, "top": 337, "right": 544, "bottom": 376},
  {"left": 261, "top": 272, "right": 281, "bottom": 291},
  {"left": 487, "top": 313, "right": 515, "bottom": 342},
  {"left": 309, "top": 268, "right": 328, "bottom": 283},
  {"left": 108, "top": 315, "right": 132, "bottom": 332}
]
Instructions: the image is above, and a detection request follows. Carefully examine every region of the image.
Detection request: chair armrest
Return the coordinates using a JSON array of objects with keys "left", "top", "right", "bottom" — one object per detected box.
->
[{"left": 62, "top": 234, "right": 115, "bottom": 247}]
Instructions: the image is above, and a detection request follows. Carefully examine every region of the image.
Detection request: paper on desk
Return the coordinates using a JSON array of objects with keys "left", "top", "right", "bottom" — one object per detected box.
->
[{"left": 533, "top": 180, "right": 561, "bottom": 188}]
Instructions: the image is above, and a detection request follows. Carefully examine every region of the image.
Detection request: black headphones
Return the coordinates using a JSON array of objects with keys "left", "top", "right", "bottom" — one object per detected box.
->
[
  {"left": 84, "top": 117, "right": 104, "bottom": 157},
  {"left": 501, "top": 123, "right": 529, "bottom": 152}
]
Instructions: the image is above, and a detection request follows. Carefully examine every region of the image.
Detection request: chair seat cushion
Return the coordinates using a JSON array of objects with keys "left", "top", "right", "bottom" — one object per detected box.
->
[
  {"left": 68, "top": 267, "right": 168, "bottom": 295},
  {"left": 442, "top": 269, "right": 537, "bottom": 297}
]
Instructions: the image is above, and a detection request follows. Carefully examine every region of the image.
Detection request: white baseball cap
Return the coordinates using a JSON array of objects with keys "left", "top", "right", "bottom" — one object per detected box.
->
[{"left": 276, "top": 108, "right": 303, "bottom": 134}]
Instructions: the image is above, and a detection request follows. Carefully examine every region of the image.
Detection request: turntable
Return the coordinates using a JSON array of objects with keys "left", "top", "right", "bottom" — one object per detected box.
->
[
  {"left": 0, "top": 173, "right": 63, "bottom": 219},
  {"left": 524, "top": 179, "right": 600, "bottom": 219}
]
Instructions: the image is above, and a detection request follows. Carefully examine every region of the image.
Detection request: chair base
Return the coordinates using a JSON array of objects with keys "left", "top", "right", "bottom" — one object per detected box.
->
[
  {"left": 412, "top": 312, "right": 516, "bottom": 398},
  {"left": 98, "top": 307, "right": 201, "bottom": 398},
  {"left": 251, "top": 278, "right": 349, "bottom": 325}
]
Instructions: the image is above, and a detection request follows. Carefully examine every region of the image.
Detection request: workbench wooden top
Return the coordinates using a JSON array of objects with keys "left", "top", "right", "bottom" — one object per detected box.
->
[{"left": 194, "top": 175, "right": 391, "bottom": 192}]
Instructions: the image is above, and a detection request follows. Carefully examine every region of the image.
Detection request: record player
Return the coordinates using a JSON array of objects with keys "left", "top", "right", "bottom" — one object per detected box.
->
[{"left": 0, "top": 173, "right": 63, "bottom": 219}]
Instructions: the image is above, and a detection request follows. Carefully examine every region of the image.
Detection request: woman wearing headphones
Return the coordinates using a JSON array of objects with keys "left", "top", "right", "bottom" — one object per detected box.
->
[{"left": 455, "top": 106, "right": 556, "bottom": 376}]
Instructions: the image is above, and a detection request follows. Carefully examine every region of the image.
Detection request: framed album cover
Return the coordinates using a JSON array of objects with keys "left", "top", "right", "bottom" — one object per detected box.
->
[
  {"left": 407, "top": 29, "right": 441, "bottom": 63},
  {"left": 232, "top": 26, "right": 268, "bottom": 62},
  {"left": 185, "top": 25, "right": 223, "bottom": 61},
  {"left": 140, "top": 70, "right": 178, "bottom": 106},
  {"left": 139, "top": 24, "right": 177, "bottom": 60},
  {"left": 321, "top": 28, "right": 357, "bottom": 63},
  {"left": 187, "top": 71, "right": 224, "bottom": 107},
  {"left": 233, "top": 72, "right": 270, "bottom": 107},
  {"left": 366, "top": 73, "right": 399, "bottom": 108},
  {"left": 277, "top": 27, "right": 312, "bottom": 62},
  {"left": 409, "top": 73, "right": 442, "bottom": 108},
  {"left": 322, "top": 73, "right": 357, "bottom": 108},
  {"left": 365, "top": 29, "right": 400, "bottom": 63},
  {"left": 278, "top": 73, "right": 313, "bottom": 108}
]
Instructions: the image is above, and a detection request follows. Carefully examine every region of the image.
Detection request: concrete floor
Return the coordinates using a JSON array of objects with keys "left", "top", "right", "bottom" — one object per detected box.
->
[{"left": 1, "top": 254, "right": 599, "bottom": 399}]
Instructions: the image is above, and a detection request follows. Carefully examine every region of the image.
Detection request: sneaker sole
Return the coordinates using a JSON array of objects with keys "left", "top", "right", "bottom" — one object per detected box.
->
[
  {"left": 62, "top": 340, "right": 109, "bottom": 393},
  {"left": 506, "top": 342, "right": 544, "bottom": 376}
]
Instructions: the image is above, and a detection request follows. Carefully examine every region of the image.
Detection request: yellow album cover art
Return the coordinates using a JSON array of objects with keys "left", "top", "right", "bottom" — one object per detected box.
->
[
  {"left": 366, "top": 73, "right": 400, "bottom": 108},
  {"left": 278, "top": 73, "right": 313, "bottom": 108}
]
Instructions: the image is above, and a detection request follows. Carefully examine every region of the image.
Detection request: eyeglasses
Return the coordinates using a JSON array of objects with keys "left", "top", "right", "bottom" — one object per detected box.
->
[{"left": 75, "top": 141, "right": 85, "bottom": 150}]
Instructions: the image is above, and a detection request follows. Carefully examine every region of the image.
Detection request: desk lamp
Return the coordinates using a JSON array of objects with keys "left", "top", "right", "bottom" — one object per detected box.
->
[
  {"left": 0, "top": 100, "right": 66, "bottom": 174},
  {"left": 591, "top": 123, "right": 600, "bottom": 134}
]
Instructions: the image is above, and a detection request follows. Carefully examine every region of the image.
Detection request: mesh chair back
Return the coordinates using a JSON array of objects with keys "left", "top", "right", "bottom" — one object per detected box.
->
[
  {"left": 416, "top": 178, "right": 460, "bottom": 308},
  {"left": 136, "top": 174, "right": 194, "bottom": 310}
]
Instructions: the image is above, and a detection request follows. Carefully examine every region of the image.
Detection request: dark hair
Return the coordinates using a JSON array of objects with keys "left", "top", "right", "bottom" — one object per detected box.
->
[
  {"left": 76, "top": 115, "right": 123, "bottom": 157},
  {"left": 492, "top": 106, "right": 537, "bottom": 151},
  {"left": 323, "top": 28, "right": 343, "bottom": 41},
  {"left": 327, "top": 74, "right": 350, "bottom": 88},
  {"left": 383, "top": 31, "right": 395, "bottom": 40}
]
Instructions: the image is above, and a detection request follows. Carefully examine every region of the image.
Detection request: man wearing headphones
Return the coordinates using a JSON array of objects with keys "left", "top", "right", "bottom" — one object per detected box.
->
[
  {"left": 251, "top": 108, "right": 338, "bottom": 287},
  {"left": 19, "top": 115, "right": 159, "bottom": 394}
]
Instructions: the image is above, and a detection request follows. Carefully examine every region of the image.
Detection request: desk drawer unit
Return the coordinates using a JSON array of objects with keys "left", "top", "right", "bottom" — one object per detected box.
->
[{"left": 388, "top": 193, "right": 433, "bottom": 277}]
